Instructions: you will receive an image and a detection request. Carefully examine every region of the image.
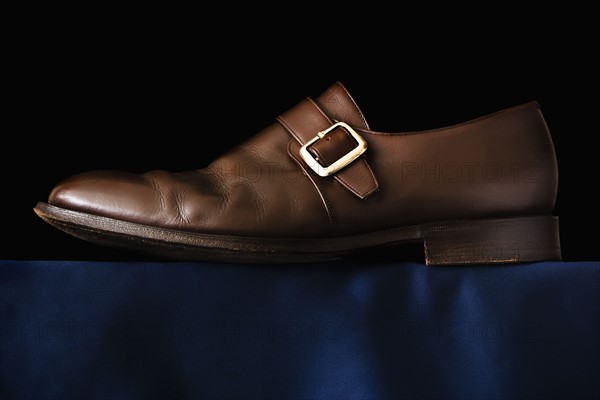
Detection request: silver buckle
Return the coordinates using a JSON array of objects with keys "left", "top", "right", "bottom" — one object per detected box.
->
[{"left": 299, "top": 122, "right": 368, "bottom": 177}]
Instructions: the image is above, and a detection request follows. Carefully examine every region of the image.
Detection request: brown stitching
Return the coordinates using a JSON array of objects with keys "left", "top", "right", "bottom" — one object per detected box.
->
[
  {"left": 359, "top": 159, "right": 380, "bottom": 197},
  {"left": 276, "top": 115, "right": 305, "bottom": 144},
  {"left": 333, "top": 158, "right": 379, "bottom": 199},
  {"left": 307, "top": 97, "right": 334, "bottom": 123},
  {"left": 336, "top": 82, "right": 370, "bottom": 130},
  {"left": 280, "top": 97, "right": 378, "bottom": 199}
]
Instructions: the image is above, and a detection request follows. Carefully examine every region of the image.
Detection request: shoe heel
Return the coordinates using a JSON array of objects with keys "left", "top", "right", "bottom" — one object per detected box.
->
[{"left": 423, "top": 216, "right": 561, "bottom": 265}]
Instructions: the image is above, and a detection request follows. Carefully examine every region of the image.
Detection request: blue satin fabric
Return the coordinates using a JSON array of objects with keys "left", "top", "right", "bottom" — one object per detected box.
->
[{"left": 1, "top": 260, "right": 598, "bottom": 399}]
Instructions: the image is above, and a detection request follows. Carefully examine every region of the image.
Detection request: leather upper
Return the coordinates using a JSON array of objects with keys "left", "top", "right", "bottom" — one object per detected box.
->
[{"left": 49, "top": 82, "right": 559, "bottom": 238}]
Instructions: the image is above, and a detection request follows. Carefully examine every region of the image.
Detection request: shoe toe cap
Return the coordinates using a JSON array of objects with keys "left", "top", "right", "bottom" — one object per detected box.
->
[{"left": 48, "top": 170, "right": 161, "bottom": 221}]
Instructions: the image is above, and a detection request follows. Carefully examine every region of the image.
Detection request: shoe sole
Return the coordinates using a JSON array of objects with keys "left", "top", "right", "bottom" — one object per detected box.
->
[{"left": 34, "top": 202, "right": 562, "bottom": 265}]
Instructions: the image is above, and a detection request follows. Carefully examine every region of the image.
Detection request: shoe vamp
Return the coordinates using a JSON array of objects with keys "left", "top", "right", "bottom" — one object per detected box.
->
[{"left": 49, "top": 123, "right": 332, "bottom": 238}]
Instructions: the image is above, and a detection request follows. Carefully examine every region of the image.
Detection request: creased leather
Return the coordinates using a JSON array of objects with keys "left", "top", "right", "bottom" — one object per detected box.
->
[{"left": 48, "top": 82, "right": 559, "bottom": 238}]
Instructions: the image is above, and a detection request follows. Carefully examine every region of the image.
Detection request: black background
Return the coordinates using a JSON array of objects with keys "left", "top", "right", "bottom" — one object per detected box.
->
[{"left": 4, "top": 15, "right": 598, "bottom": 262}]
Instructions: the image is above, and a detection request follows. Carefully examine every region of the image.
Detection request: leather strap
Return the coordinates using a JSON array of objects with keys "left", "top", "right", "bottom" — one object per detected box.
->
[{"left": 277, "top": 98, "right": 379, "bottom": 199}]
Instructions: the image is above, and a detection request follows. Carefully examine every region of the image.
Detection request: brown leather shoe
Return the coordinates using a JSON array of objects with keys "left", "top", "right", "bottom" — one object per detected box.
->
[{"left": 34, "top": 82, "right": 561, "bottom": 265}]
